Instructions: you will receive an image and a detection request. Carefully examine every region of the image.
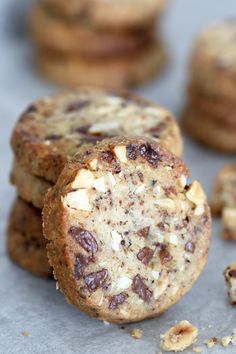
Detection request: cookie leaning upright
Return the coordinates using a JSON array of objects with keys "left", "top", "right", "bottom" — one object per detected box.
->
[
  {"left": 182, "top": 20, "right": 236, "bottom": 152},
  {"left": 11, "top": 88, "right": 183, "bottom": 184},
  {"left": 43, "top": 136, "right": 211, "bottom": 323}
]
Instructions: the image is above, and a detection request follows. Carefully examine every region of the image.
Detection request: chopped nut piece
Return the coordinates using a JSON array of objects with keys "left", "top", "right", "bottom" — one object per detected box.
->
[
  {"left": 114, "top": 145, "right": 127, "bottom": 163},
  {"left": 89, "top": 158, "right": 98, "bottom": 170},
  {"left": 179, "top": 175, "right": 187, "bottom": 188},
  {"left": 71, "top": 169, "right": 95, "bottom": 189},
  {"left": 93, "top": 176, "right": 107, "bottom": 193},
  {"left": 186, "top": 181, "right": 206, "bottom": 205},
  {"left": 221, "top": 336, "right": 232, "bottom": 347},
  {"left": 194, "top": 204, "right": 205, "bottom": 216},
  {"left": 224, "top": 263, "right": 236, "bottom": 305},
  {"left": 63, "top": 189, "right": 92, "bottom": 211},
  {"left": 160, "top": 320, "right": 198, "bottom": 352},
  {"left": 155, "top": 198, "right": 175, "bottom": 209},
  {"left": 131, "top": 328, "right": 143, "bottom": 339},
  {"left": 204, "top": 337, "right": 218, "bottom": 348},
  {"left": 192, "top": 347, "right": 202, "bottom": 353}
]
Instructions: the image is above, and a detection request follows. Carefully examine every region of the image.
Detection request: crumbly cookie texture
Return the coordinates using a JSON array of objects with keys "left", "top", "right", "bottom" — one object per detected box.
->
[
  {"left": 191, "top": 20, "right": 236, "bottom": 100},
  {"left": 38, "top": 40, "right": 167, "bottom": 89},
  {"left": 224, "top": 263, "right": 236, "bottom": 305},
  {"left": 30, "top": 5, "right": 154, "bottom": 56},
  {"left": 211, "top": 164, "right": 236, "bottom": 215},
  {"left": 7, "top": 198, "right": 51, "bottom": 277},
  {"left": 11, "top": 160, "right": 52, "bottom": 209},
  {"left": 222, "top": 207, "right": 236, "bottom": 240},
  {"left": 41, "top": 0, "right": 167, "bottom": 29},
  {"left": 11, "top": 88, "right": 182, "bottom": 183},
  {"left": 160, "top": 320, "right": 198, "bottom": 352},
  {"left": 43, "top": 136, "right": 211, "bottom": 323}
]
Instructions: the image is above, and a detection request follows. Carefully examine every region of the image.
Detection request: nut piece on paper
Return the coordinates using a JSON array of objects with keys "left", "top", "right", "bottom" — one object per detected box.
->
[{"left": 160, "top": 320, "right": 198, "bottom": 352}]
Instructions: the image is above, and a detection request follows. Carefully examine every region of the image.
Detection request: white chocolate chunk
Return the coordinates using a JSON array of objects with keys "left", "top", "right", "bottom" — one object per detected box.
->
[
  {"left": 63, "top": 189, "right": 91, "bottom": 211},
  {"left": 194, "top": 204, "right": 205, "bottom": 216},
  {"left": 93, "top": 177, "right": 107, "bottom": 193},
  {"left": 117, "top": 276, "right": 132, "bottom": 290},
  {"left": 71, "top": 169, "right": 95, "bottom": 189},
  {"left": 111, "top": 230, "right": 122, "bottom": 251},
  {"left": 107, "top": 172, "right": 116, "bottom": 186},
  {"left": 186, "top": 181, "right": 206, "bottom": 205},
  {"left": 114, "top": 145, "right": 127, "bottom": 163},
  {"left": 168, "top": 234, "right": 178, "bottom": 245},
  {"left": 89, "top": 158, "right": 98, "bottom": 170},
  {"left": 89, "top": 121, "right": 119, "bottom": 133},
  {"left": 151, "top": 270, "right": 160, "bottom": 280}
]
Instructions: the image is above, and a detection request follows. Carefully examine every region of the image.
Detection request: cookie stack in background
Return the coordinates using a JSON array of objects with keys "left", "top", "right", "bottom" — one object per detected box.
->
[
  {"left": 8, "top": 88, "right": 183, "bottom": 278},
  {"left": 29, "top": 0, "right": 168, "bottom": 88},
  {"left": 182, "top": 20, "right": 236, "bottom": 152}
]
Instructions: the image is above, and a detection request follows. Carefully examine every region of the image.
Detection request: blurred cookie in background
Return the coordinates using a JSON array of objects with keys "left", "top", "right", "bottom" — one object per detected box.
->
[
  {"left": 182, "top": 20, "right": 236, "bottom": 152},
  {"left": 29, "top": 0, "right": 168, "bottom": 88}
]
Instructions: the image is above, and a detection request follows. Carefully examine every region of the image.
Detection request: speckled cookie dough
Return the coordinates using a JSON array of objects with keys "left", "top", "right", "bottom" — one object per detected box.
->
[
  {"left": 211, "top": 164, "right": 236, "bottom": 215},
  {"left": 38, "top": 40, "right": 167, "bottom": 89},
  {"left": 30, "top": 5, "right": 154, "bottom": 56},
  {"left": 191, "top": 20, "right": 236, "bottom": 100},
  {"left": 11, "top": 160, "right": 52, "bottom": 209},
  {"left": 41, "top": 0, "right": 167, "bottom": 30},
  {"left": 43, "top": 136, "right": 211, "bottom": 323},
  {"left": 7, "top": 198, "right": 51, "bottom": 277},
  {"left": 11, "top": 88, "right": 183, "bottom": 183}
]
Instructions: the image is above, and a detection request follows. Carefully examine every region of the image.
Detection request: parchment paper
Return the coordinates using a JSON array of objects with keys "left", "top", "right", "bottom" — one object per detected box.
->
[{"left": 0, "top": 0, "right": 236, "bottom": 352}]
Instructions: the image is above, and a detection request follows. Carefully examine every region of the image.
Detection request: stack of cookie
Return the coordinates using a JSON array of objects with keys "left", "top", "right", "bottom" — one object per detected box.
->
[
  {"left": 8, "top": 88, "right": 212, "bottom": 323},
  {"left": 29, "top": 0, "right": 168, "bottom": 88},
  {"left": 182, "top": 20, "right": 236, "bottom": 152},
  {"left": 212, "top": 164, "right": 236, "bottom": 241}
]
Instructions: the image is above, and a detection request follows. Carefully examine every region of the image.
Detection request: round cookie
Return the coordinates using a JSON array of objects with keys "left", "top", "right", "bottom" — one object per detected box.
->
[
  {"left": 41, "top": 0, "right": 167, "bottom": 30},
  {"left": 38, "top": 40, "right": 167, "bottom": 89},
  {"left": 30, "top": 5, "right": 154, "bottom": 56},
  {"left": 191, "top": 19, "right": 236, "bottom": 100},
  {"left": 11, "top": 160, "right": 52, "bottom": 209},
  {"left": 43, "top": 136, "right": 211, "bottom": 324},
  {"left": 7, "top": 198, "right": 51, "bottom": 277},
  {"left": 182, "top": 105, "right": 236, "bottom": 152},
  {"left": 11, "top": 88, "right": 183, "bottom": 183}
]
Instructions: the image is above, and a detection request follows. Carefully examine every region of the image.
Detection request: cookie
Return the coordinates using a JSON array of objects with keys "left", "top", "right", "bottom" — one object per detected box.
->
[
  {"left": 224, "top": 263, "right": 236, "bottom": 305},
  {"left": 11, "top": 160, "right": 52, "bottom": 209},
  {"left": 30, "top": 5, "right": 154, "bottom": 56},
  {"left": 222, "top": 208, "right": 236, "bottom": 241},
  {"left": 191, "top": 20, "right": 236, "bottom": 100},
  {"left": 182, "top": 105, "right": 236, "bottom": 152},
  {"left": 37, "top": 40, "right": 167, "bottom": 89},
  {"left": 41, "top": 0, "right": 167, "bottom": 30},
  {"left": 43, "top": 136, "right": 211, "bottom": 324},
  {"left": 211, "top": 164, "right": 236, "bottom": 215},
  {"left": 7, "top": 198, "right": 51, "bottom": 277},
  {"left": 11, "top": 88, "right": 183, "bottom": 183}
]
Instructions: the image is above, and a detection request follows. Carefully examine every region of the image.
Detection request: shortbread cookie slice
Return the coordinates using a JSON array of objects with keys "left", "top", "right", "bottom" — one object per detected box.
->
[
  {"left": 224, "top": 263, "right": 236, "bottom": 305},
  {"left": 38, "top": 40, "right": 167, "bottom": 89},
  {"left": 41, "top": 0, "right": 167, "bottom": 30},
  {"left": 30, "top": 5, "right": 154, "bottom": 55},
  {"left": 11, "top": 88, "right": 182, "bottom": 183},
  {"left": 43, "top": 136, "right": 211, "bottom": 324},
  {"left": 11, "top": 160, "right": 52, "bottom": 209},
  {"left": 191, "top": 20, "right": 236, "bottom": 100},
  {"left": 211, "top": 164, "right": 236, "bottom": 215},
  {"left": 7, "top": 198, "right": 51, "bottom": 277}
]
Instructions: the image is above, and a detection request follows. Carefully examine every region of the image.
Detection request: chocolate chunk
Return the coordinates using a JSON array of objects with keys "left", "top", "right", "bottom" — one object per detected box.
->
[
  {"left": 25, "top": 104, "right": 37, "bottom": 113},
  {"left": 184, "top": 241, "right": 195, "bottom": 253},
  {"left": 137, "top": 247, "right": 154, "bottom": 265},
  {"left": 66, "top": 99, "right": 90, "bottom": 112},
  {"left": 159, "top": 245, "right": 173, "bottom": 264},
  {"left": 45, "top": 134, "right": 63, "bottom": 140},
  {"left": 74, "top": 253, "right": 92, "bottom": 279},
  {"left": 139, "top": 144, "right": 160, "bottom": 168},
  {"left": 127, "top": 144, "right": 139, "bottom": 160},
  {"left": 108, "top": 292, "right": 128, "bottom": 310},
  {"left": 69, "top": 226, "right": 98, "bottom": 254},
  {"left": 132, "top": 274, "right": 152, "bottom": 303},
  {"left": 229, "top": 269, "right": 236, "bottom": 278},
  {"left": 113, "top": 164, "right": 121, "bottom": 174},
  {"left": 137, "top": 226, "right": 150, "bottom": 238},
  {"left": 84, "top": 269, "right": 108, "bottom": 293},
  {"left": 101, "top": 151, "right": 114, "bottom": 163}
]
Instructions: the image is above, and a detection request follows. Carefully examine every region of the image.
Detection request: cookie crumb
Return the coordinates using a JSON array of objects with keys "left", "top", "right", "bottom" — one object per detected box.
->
[
  {"left": 160, "top": 320, "right": 198, "bottom": 352},
  {"left": 221, "top": 336, "right": 231, "bottom": 347},
  {"left": 192, "top": 347, "right": 202, "bottom": 353},
  {"left": 131, "top": 328, "right": 143, "bottom": 339},
  {"left": 204, "top": 337, "right": 218, "bottom": 348},
  {"left": 21, "top": 331, "right": 29, "bottom": 337}
]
